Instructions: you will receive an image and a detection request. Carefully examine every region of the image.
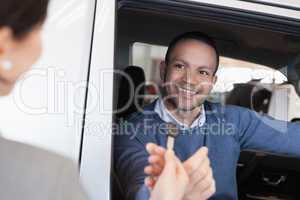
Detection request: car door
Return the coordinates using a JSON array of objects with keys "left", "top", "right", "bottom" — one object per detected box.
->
[{"left": 79, "top": 0, "right": 116, "bottom": 200}]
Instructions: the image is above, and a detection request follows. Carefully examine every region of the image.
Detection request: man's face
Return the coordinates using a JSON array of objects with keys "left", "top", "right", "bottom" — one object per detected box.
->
[{"left": 161, "top": 39, "right": 217, "bottom": 111}]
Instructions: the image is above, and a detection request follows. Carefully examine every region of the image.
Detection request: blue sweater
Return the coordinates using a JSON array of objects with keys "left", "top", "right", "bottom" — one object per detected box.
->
[{"left": 114, "top": 100, "right": 300, "bottom": 200}]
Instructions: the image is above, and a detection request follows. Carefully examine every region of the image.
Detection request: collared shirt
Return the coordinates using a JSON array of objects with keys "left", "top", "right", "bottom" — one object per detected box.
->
[{"left": 154, "top": 98, "right": 206, "bottom": 128}]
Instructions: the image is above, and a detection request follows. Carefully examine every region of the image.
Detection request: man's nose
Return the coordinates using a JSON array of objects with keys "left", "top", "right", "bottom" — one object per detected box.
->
[{"left": 182, "top": 69, "right": 198, "bottom": 85}]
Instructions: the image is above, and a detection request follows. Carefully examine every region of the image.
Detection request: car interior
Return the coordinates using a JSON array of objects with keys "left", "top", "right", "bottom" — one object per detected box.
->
[{"left": 113, "top": 0, "right": 300, "bottom": 199}]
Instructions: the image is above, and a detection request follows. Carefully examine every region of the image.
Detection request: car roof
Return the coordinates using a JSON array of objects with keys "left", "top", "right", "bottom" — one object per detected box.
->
[{"left": 118, "top": 1, "right": 300, "bottom": 70}]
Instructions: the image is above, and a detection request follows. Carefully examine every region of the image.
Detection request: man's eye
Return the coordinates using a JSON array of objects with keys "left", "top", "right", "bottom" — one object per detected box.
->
[
  {"left": 174, "top": 64, "right": 184, "bottom": 69},
  {"left": 199, "top": 71, "right": 209, "bottom": 76}
]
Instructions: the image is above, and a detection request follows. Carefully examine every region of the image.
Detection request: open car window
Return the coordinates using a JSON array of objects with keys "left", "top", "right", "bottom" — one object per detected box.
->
[{"left": 132, "top": 42, "right": 287, "bottom": 103}]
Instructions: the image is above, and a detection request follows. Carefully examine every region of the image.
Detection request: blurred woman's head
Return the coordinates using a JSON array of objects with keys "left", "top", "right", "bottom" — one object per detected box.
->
[{"left": 0, "top": 0, "right": 49, "bottom": 95}]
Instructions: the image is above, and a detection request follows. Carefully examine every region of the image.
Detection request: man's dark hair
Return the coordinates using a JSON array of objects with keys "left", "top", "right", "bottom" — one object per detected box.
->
[
  {"left": 0, "top": 0, "right": 50, "bottom": 38},
  {"left": 165, "top": 32, "right": 219, "bottom": 74}
]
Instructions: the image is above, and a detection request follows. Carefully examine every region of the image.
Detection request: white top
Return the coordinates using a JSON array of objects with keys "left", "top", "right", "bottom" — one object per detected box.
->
[{"left": 154, "top": 98, "right": 206, "bottom": 129}]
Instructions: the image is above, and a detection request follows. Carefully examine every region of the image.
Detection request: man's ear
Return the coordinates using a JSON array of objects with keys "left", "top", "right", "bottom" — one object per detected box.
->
[
  {"left": 212, "top": 75, "right": 218, "bottom": 85},
  {"left": 209, "top": 75, "right": 218, "bottom": 89},
  {"left": 160, "top": 61, "right": 167, "bottom": 82},
  {"left": 0, "top": 27, "right": 14, "bottom": 59}
]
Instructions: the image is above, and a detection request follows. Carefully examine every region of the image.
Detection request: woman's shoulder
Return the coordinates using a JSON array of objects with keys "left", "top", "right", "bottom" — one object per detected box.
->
[
  {"left": 0, "top": 137, "right": 79, "bottom": 180},
  {"left": 0, "top": 137, "right": 73, "bottom": 167},
  {"left": 0, "top": 137, "right": 87, "bottom": 200}
]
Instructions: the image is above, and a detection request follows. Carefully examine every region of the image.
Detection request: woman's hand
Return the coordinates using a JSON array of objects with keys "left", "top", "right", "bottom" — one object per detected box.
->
[
  {"left": 148, "top": 149, "right": 189, "bottom": 200},
  {"left": 145, "top": 143, "right": 216, "bottom": 200}
]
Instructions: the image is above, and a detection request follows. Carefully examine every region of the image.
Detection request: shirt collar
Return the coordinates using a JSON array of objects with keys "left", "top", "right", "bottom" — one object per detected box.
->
[{"left": 154, "top": 98, "right": 206, "bottom": 128}]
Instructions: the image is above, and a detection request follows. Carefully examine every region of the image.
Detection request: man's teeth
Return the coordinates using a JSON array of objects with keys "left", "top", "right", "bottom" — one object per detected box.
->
[{"left": 178, "top": 87, "right": 197, "bottom": 95}]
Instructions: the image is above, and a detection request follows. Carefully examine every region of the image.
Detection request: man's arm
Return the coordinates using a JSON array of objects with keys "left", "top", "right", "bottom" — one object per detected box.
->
[{"left": 237, "top": 107, "right": 300, "bottom": 156}]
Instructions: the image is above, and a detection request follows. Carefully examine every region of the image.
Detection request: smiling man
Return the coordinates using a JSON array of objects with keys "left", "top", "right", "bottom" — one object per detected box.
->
[
  {"left": 159, "top": 33, "right": 218, "bottom": 127},
  {"left": 114, "top": 32, "right": 300, "bottom": 200}
]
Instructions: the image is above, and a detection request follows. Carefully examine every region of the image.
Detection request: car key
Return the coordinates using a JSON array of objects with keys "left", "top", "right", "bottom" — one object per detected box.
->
[{"left": 166, "top": 123, "right": 179, "bottom": 150}]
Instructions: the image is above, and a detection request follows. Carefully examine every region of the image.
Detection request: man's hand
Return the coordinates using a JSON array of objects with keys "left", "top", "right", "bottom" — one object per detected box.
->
[
  {"left": 182, "top": 146, "right": 216, "bottom": 200},
  {"left": 144, "top": 143, "right": 216, "bottom": 200}
]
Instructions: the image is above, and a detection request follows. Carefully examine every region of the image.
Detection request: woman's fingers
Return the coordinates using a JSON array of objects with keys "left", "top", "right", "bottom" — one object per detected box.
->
[
  {"left": 175, "top": 155, "right": 189, "bottom": 186},
  {"left": 148, "top": 154, "right": 165, "bottom": 169},
  {"left": 146, "top": 143, "right": 166, "bottom": 157},
  {"left": 162, "top": 150, "right": 176, "bottom": 174},
  {"left": 145, "top": 176, "right": 156, "bottom": 189},
  {"left": 145, "top": 143, "right": 166, "bottom": 178},
  {"left": 144, "top": 165, "right": 162, "bottom": 176}
]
